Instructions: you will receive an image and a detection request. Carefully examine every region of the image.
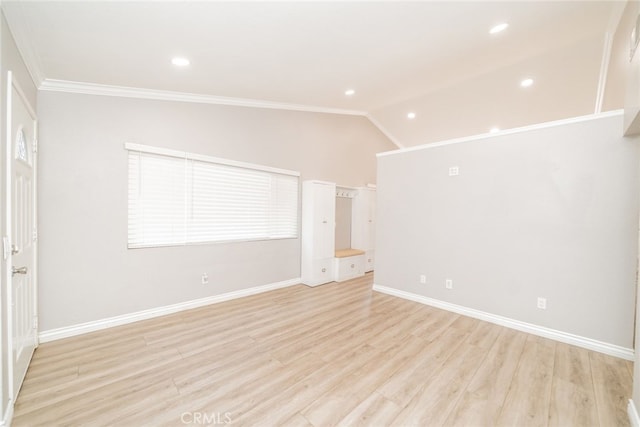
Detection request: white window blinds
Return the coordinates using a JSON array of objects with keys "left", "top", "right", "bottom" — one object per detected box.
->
[{"left": 126, "top": 143, "right": 299, "bottom": 249}]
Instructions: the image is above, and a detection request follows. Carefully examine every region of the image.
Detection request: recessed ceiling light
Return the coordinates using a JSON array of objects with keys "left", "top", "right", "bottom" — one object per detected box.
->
[
  {"left": 489, "top": 23, "right": 509, "bottom": 34},
  {"left": 520, "top": 78, "right": 534, "bottom": 87},
  {"left": 407, "top": 112, "right": 416, "bottom": 119},
  {"left": 345, "top": 89, "right": 355, "bottom": 96},
  {"left": 171, "top": 57, "right": 190, "bottom": 67},
  {"left": 490, "top": 127, "right": 500, "bottom": 133}
]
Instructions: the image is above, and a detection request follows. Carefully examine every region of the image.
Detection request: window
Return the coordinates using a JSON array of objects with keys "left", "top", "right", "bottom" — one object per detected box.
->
[
  {"left": 126, "top": 143, "right": 299, "bottom": 248},
  {"left": 15, "top": 127, "right": 28, "bottom": 163}
]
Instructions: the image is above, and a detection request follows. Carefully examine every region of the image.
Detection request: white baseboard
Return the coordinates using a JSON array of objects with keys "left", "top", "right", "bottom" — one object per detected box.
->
[
  {"left": 39, "top": 277, "right": 301, "bottom": 343},
  {"left": 373, "top": 284, "right": 634, "bottom": 361},
  {"left": 630, "top": 399, "right": 640, "bottom": 427},
  {"left": 1, "top": 399, "right": 14, "bottom": 427}
]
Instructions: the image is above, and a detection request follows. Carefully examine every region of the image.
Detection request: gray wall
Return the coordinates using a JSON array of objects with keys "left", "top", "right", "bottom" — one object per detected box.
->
[
  {"left": 335, "top": 197, "right": 352, "bottom": 250},
  {"left": 375, "top": 113, "right": 639, "bottom": 348},
  {"left": 37, "top": 91, "right": 395, "bottom": 332},
  {"left": 1, "top": 10, "right": 37, "bottom": 419}
]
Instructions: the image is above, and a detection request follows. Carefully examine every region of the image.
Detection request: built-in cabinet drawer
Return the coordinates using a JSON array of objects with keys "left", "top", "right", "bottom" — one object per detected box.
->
[
  {"left": 333, "top": 255, "right": 365, "bottom": 282},
  {"left": 306, "top": 258, "right": 333, "bottom": 287}
]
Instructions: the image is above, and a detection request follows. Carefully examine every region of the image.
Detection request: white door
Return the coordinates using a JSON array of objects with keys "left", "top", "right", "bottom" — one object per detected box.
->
[
  {"left": 367, "top": 190, "right": 376, "bottom": 250},
  {"left": 313, "top": 183, "right": 335, "bottom": 259},
  {"left": 8, "top": 73, "right": 37, "bottom": 398}
]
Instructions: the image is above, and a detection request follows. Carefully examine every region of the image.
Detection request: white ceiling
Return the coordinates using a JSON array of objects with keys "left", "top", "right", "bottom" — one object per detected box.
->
[{"left": 2, "top": 1, "right": 621, "bottom": 115}]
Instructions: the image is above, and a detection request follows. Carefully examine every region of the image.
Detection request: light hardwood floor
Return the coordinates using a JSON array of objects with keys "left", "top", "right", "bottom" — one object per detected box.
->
[{"left": 14, "top": 273, "right": 633, "bottom": 426}]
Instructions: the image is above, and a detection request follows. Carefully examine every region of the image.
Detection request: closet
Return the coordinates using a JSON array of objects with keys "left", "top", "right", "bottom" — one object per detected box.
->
[
  {"left": 301, "top": 180, "right": 376, "bottom": 287},
  {"left": 351, "top": 186, "right": 376, "bottom": 273}
]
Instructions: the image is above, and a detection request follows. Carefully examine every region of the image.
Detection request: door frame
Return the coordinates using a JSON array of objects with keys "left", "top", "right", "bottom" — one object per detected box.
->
[{"left": 4, "top": 70, "right": 38, "bottom": 406}]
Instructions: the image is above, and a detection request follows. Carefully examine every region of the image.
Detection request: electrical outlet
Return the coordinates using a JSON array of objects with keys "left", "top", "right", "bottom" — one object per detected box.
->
[
  {"left": 537, "top": 297, "right": 546, "bottom": 310},
  {"left": 420, "top": 275, "right": 427, "bottom": 284},
  {"left": 448, "top": 166, "right": 459, "bottom": 176},
  {"left": 445, "top": 279, "right": 453, "bottom": 289},
  {"left": 201, "top": 273, "right": 209, "bottom": 285}
]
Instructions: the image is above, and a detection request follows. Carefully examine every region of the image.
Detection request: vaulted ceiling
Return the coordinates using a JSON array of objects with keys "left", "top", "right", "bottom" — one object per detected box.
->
[{"left": 2, "top": 1, "right": 626, "bottom": 147}]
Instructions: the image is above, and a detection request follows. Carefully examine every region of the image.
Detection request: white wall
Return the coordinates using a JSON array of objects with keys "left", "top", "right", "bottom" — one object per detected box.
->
[
  {"left": 375, "top": 112, "right": 639, "bottom": 350},
  {"left": 36, "top": 91, "right": 395, "bottom": 333}
]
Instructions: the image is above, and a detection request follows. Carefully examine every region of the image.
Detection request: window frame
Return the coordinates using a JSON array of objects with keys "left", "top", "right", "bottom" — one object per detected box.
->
[{"left": 125, "top": 143, "right": 300, "bottom": 249}]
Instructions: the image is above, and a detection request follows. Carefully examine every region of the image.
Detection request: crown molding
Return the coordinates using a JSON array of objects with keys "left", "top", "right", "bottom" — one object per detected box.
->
[
  {"left": 595, "top": 0, "right": 627, "bottom": 114},
  {"left": 594, "top": 31, "right": 613, "bottom": 114},
  {"left": 365, "top": 113, "right": 404, "bottom": 149},
  {"left": 39, "top": 79, "right": 368, "bottom": 116}
]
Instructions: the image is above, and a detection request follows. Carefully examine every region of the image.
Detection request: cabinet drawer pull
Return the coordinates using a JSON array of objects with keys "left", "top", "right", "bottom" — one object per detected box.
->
[
  {"left": 351, "top": 264, "right": 355, "bottom": 268},
  {"left": 321, "top": 268, "right": 326, "bottom": 273}
]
